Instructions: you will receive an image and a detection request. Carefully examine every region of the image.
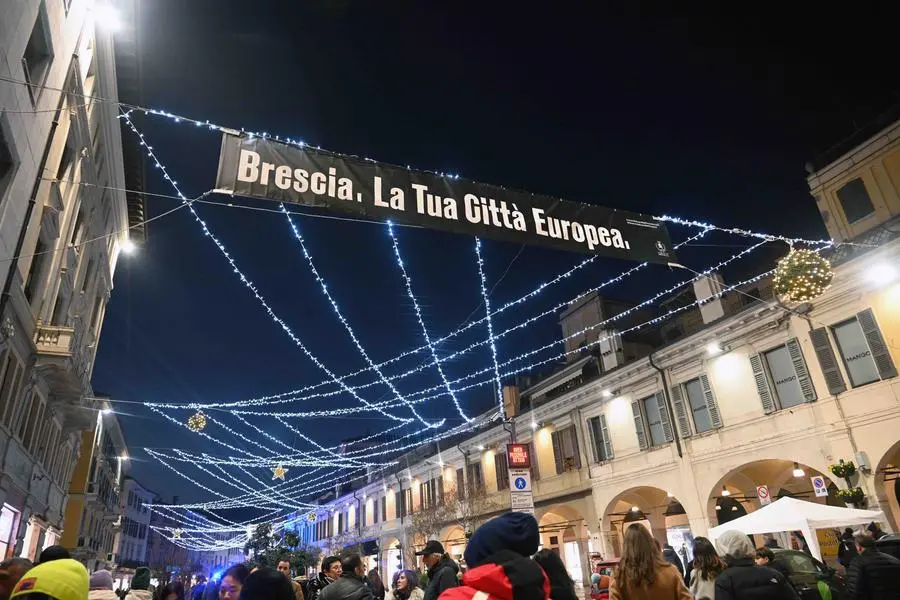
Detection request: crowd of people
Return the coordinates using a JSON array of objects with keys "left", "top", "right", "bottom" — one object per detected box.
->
[{"left": 0, "top": 515, "right": 897, "bottom": 600}]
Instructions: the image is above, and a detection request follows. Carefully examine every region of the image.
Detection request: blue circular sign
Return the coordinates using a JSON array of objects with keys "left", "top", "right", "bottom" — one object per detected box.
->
[{"left": 514, "top": 477, "right": 527, "bottom": 490}]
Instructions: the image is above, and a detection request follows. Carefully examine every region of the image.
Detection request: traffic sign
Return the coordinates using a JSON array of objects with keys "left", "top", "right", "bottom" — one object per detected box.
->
[
  {"left": 510, "top": 492, "right": 534, "bottom": 514},
  {"left": 508, "top": 468, "right": 532, "bottom": 492},
  {"left": 811, "top": 476, "right": 828, "bottom": 498},
  {"left": 757, "top": 485, "right": 771, "bottom": 505},
  {"left": 507, "top": 444, "right": 531, "bottom": 469}
]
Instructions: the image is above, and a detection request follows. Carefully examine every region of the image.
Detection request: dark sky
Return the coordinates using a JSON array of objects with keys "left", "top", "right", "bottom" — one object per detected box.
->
[{"left": 93, "top": 1, "right": 898, "bottom": 504}]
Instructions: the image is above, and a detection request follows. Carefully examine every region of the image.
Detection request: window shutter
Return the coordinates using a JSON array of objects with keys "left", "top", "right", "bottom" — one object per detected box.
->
[
  {"left": 858, "top": 308, "right": 897, "bottom": 379},
  {"left": 656, "top": 393, "right": 674, "bottom": 442},
  {"left": 631, "top": 400, "right": 648, "bottom": 450},
  {"left": 438, "top": 476, "right": 444, "bottom": 503},
  {"left": 569, "top": 426, "right": 582, "bottom": 469},
  {"left": 551, "top": 430, "right": 564, "bottom": 474},
  {"left": 699, "top": 374, "right": 722, "bottom": 428},
  {"left": 749, "top": 353, "right": 776, "bottom": 414},
  {"left": 529, "top": 441, "right": 540, "bottom": 480},
  {"left": 494, "top": 453, "right": 505, "bottom": 490},
  {"left": 670, "top": 384, "right": 692, "bottom": 438},
  {"left": 809, "top": 327, "right": 847, "bottom": 395},
  {"left": 786, "top": 338, "right": 817, "bottom": 402},
  {"left": 599, "top": 414, "right": 614, "bottom": 460},
  {"left": 588, "top": 417, "right": 600, "bottom": 462}
]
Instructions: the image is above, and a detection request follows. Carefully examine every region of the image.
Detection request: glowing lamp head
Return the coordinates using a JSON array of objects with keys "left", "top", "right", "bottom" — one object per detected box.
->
[
  {"left": 630, "top": 506, "right": 640, "bottom": 512},
  {"left": 120, "top": 238, "right": 136, "bottom": 254},
  {"left": 602, "top": 390, "right": 613, "bottom": 399},
  {"left": 530, "top": 421, "right": 538, "bottom": 430},
  {"left": 792, "top": 463, "right": 805, "bottom": 478},
  {"left": 706, "top": 342, "right": 722, "bottom": 356},
  {"left": 477, "top": 444, "right": 485, "bottom": 451},
  {"left": 721, "top": 486, "right": 731, "bottom": 497}
]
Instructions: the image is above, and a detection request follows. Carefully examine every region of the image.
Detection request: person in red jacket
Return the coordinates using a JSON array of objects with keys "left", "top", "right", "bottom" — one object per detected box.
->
[{"left": 439, "top": 512, "right": 549, "bottom": 600}]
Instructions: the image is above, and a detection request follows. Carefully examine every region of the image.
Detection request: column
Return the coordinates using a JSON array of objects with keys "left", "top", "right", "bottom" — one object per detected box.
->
[
  {"left": 575, "top": 537, "right": 591, "bottom": 597},
  {"left": 12, "top": 505, "right": 33, "bottom": 557}
]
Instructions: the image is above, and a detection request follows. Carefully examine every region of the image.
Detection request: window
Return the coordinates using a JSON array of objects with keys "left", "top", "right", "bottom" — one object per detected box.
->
[
  {"left": 643, "top": 395, "right": 670, "bottom": 447},
  {"left": 22, "top": 4, "right": 53, "bottom": 104},
  {"left": 0, "top": 504, "right": 18, "bottom": 558},
  {"left": 0, "top": 350, "right": 24, "bottom": 427},
  {"left": 631, "top": 393, "right": 672, "bottom": 450},
  {"left": 0, "top": 116, "right": 18, "bottom": 205},
  {"left": 23, "top": 396, "right": 45, "bottom": 453},
  {"left": 833, "top": 317, "right": 881, "bottom": 387},
  {"left": 372, "top": 498, "right": 378, "bottom": 524},
  {"left": 456, "top": 468, "right": 465, "bottom": 499},
  {"left": 551, "top": 426, "right": 581, "bottom": 474},
  {"left": 750, "top": 338, "right": 816, "bottom": 413},
  {"left": 381, "top": 496, "right": 386, "bottom": 522},
  {"left": 24, "top": 238, "right": 50, "bottom": 303},
  {"left": 587, "top": 415, "right": 613, "bottom": 462},
  {"left": 466, "top": 462, "right": 483, "bottom": 492},
  {"left": 671, "top": 375, "right": 722, "bottom": 436},
  {"left": 495, "top": 452, "right": 509, "bottom": 490},
  {"left": 404, "top": 489, "right": 413, "bottom": 515},
  {"left": 836, "top": 178, "right": 875, "bottom": 224},
  {"left": 395, "top": 490, "right": 405, "bottom": 518}
]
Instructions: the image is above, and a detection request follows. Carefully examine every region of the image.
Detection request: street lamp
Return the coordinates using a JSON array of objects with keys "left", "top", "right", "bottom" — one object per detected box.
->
[
  {"left": 93, "top": 3, "right": 123, "bottom": 31},
  {"left": 792, "top": 462, "right": 805, "bottom": 478},
  {"left": 867, "top": 262, "right": 897, "bottom": 286},
  {"left": 121, "top": 238, "right": 136, "bottom": 255},
  {"left": 720, "top": 486, "right": 731, "bottom": 497}
]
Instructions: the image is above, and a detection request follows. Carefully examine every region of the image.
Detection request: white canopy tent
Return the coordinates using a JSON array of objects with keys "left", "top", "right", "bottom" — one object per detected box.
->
[{"left": 707, "top": 496, "right": 887, "bottom": 560}]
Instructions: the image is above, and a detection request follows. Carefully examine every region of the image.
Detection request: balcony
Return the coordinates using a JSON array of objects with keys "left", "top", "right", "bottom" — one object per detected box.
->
[
  {"left": 33, "top": 323, "right": 93, "bottom": 423},
  {"left": 34, "top": 324, "right": 76, "bottom": 357}
]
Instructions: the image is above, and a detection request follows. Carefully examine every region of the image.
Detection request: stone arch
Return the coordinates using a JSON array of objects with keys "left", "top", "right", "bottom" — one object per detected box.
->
[
  {"left": 704, "top": 459, "right": 839, "bottom": 530},
  {"left": 440, "top": 524, "right": 466, "bottom": 561},
  {"left": 600, "top": 486, "right": 695, "bottom": 563},
  {"left": 381, "top": 536, "right": 402, "bottom": 586},
  {"left": 874, "top": 440, "right": 900, "bottom": 531},
  {"left": 538, "top": 503, "right": 589, "bottom": 587}
]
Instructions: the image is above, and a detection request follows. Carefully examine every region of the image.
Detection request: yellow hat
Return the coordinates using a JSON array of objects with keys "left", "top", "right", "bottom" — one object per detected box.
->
[{"left": 11, "top": 558, "right": 88, "bottom": 600}]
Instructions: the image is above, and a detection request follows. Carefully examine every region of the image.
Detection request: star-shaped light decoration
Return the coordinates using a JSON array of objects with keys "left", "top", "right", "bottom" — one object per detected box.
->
[
  {"left": 172, "top": 528, "right": 183, "bottom": 539},
  {"left": 271, "top": 464, "right": 289, "bottom": 480}
]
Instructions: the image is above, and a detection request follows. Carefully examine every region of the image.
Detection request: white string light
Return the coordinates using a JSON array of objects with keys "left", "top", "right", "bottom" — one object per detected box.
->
[
  {"left": 120, "top": 113, "right": 414, "bottom": 427},
  {"left": 475, "top": 237, "right": 504, "bottom": 416},
  {"left": 280, "top": 203, "right": 442, "bottom": 429},
  {"left": 386, "top": 221, "right": 472, "bottom": 422}
]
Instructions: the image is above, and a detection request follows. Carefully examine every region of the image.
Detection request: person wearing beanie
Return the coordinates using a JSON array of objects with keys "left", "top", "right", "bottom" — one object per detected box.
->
[
  {"left": 125, "top": 567, "right": 153, "bottom": 600},
  {"left": 37, "top": 546, "right": 70, "bottom": 564},
  {"left": 9, "top": 558, "right": 88, "bottom": 600},
  {"left": 89, "top": 569, "right": 119, "bottom": 600},
  {"left": 440, "top": 512, "right": 549, "bottom": 600},
  {"left": 0, "top": 558, "right": 33, "bottom": 600},
  {"left": 414, "top": 541, "right": 458, "bottom": 600}
]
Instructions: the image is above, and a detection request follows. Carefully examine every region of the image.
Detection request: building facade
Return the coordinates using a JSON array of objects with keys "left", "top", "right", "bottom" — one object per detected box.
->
[
  {"left": 115, "top": 477, "right": 153, "bottom": 567},
  {"left": 297, "top": 117, "right": 900, "bottom": 587},
  {"left": 0, "top": 0, "right": 143, "bottom": 561},
  {"left": 60, "top": 397, "right": 129, "bottom": 572}
]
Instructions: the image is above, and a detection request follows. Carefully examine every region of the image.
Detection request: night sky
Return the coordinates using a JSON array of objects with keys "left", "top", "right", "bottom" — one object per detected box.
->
[{"left": 92, "top": 1, "right": 898, "bottom": 503}]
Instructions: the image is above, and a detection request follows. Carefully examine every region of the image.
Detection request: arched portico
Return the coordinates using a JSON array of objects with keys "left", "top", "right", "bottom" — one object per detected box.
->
[
  {"left": 537, "top": 503, "right": 590, "bottom": 589},
  {"left": 875, "top": 441, "right": 900, "bottom": 531}
]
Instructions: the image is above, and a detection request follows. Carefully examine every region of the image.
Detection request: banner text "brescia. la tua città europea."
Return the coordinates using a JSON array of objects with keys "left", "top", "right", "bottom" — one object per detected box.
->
[{"left": 236, "top": 149, "right": 632, "bottom": 252}]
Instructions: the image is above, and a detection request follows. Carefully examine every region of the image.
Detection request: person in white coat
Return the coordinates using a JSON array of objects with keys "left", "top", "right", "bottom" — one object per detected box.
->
[
  {"left": 89, "top": 570, "right": 120, "bottom": 600},
  {"left": 384, "top": 571, "right": 423, "bottom": 600}
]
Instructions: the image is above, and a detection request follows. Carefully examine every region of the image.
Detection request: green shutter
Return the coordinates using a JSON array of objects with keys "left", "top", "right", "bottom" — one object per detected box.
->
[
  {"left": 786, "top": 338, "right": 817, "bottom": 402},
  {"left": 631, "top": 400, "right": 648, "bottom": 450},
  {"left": 656, "top": 393, "right": 674, "bottom": 442},
  {"left": 670, "top": 384, "right": 692, "bottom": 438},
  {"left": 858, "top": 308, "right": 897, "bottom": 379},
  {"left": 699, "top": 374, "right": 722, "bottom": 428},
  {"left": 749, "top": 353, "right": 777, "bottom": 413},
  {"left": 809, "top": 328, "right": 847, "bottom": 395},
  {"left": 599, "top": 414, "right": 614, "bottom": 460}
]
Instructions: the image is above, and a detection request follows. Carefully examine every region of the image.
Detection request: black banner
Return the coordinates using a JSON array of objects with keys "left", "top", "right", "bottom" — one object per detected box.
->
[{"left": 214, "top": 133, "right": 676, "bottom": 263}]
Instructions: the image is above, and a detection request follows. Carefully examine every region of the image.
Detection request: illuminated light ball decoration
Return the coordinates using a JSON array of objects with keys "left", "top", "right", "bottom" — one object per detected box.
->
[
  {"left": 187, "top": 410, "right": 208, "bottom": 432},
  {"left": 773, "top": 248, "right": 833, "bottom": 302}
]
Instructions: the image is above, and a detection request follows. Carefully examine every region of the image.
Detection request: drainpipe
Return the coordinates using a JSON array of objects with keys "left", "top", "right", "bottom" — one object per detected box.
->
[
  {"left": 393, "top": 473, "right": 404, "bottom": 525},
  {"left": 352, "top": 490, "right": 361, "bottom": 538},
  {"left": 648, "top": 352, "right": 682, "bottom": 458},
  {"left": 456, "top": 443, "right": 468, "bottom": 494}
]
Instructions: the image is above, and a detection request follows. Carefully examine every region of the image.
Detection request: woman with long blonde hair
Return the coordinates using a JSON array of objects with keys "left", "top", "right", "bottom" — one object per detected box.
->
[{"left": 610, "top": 525, "right": 691, "bottom": 600}]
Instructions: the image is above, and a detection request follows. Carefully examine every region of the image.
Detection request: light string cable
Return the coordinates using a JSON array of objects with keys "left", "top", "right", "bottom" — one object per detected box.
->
[
  {"left": 119, "top": 111, "right": 409, "bottom": 425},
  {"left": 222, "top": 238, "right": 784, "bottom": 419},
  {"left": 475, "top": 237, "right": 504, "bottom": 415},
  {"left": 386, "top": 221, "right": 471, "bottom": 423},
  {"left": 280, "top": 202, "right": 442, "bottom": 429},
  {"left": 147, "top": 227, "right": 713, "bottom": 410}
]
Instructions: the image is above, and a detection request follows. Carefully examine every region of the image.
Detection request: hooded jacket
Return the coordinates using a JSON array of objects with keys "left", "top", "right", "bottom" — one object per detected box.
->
[
  {"left": 124, "top": 590, "right": 154, "bottom": 600},
  {"left": 714, "top": 558, "right": 798, "bottom": 600},
  {"left": 424, "top": 556, "right": 459, "bottom": 600},
  {"left": 319, "top": 573, "right": 375, "bottom": 600},
  {"left": 439, "top": 550, "right": 549, "bottom": 600},
  {"left": 89, "top": 591, "right": 122, "bottom": 600}
]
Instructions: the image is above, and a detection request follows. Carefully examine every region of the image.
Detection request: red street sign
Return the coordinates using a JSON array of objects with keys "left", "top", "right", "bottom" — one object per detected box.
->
[{"left": 507, "top": 444, "right": 531, "bottom": 469}]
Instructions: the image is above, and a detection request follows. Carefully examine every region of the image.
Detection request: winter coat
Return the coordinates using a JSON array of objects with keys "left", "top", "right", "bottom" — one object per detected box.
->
[
  {"left": 610, "top": 562, "right": 690, "bottom": 600},
  {"left": 663, "top": 548, "right": 685, "bottom": 578},
  {"left": 125, "top": 590, "right": 154, "bottom": 600},
  {"left": 689, "top": 569, "right": 716, "bottom": 600},
  {"left": 838, "top": 536, "right": 859, "bottom": 568},
  {"left": 424, "top": 556, "right": 460, "bottom": 600},
  {"left": 308, "top": 573, "right": 338, "bottom": 600},
  {"left": 319, "top": 573, "right": 375, "bottom": 600},
  {"left": 846, "top": 549, "right": 900, "bottom": 600},
  {"left": 385, "top": 587, "right": 424, "bottom": 600},
  {"left": 291, "top": 579, "right": 307, "bottom": 600},
  {"left": 439, "top": 549, "right": 549, "bottom": 600},
  {"left": 90, "top": 591, "right": 122, "bottom": 600},
  {"left": 713, "top": 558, "right": 798, "bottom": 600}
]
